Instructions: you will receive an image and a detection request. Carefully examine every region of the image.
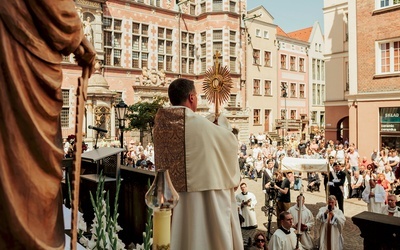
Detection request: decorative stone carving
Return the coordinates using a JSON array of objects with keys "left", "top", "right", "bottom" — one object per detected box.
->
[{"left": 141, "top": 67, "right": 169, "bottom": 87}]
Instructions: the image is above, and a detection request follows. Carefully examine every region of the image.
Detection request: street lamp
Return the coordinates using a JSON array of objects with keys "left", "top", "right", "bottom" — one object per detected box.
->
[{"left": 115, "top": 100, "right": 128, "bottom": 165}]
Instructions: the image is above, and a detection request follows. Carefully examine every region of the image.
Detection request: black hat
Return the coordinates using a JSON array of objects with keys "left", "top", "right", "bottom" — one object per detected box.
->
[{"left": 328, "top": 156, "right": 335, "bottom": 160}]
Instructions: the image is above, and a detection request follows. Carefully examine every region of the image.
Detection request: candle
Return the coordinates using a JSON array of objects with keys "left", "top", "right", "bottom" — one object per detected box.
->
[
  {"left": 297, "top": 195, "right": 303, "bottom": 233},
  {"left": 153, "top": 208, "right": 171, "bottom": 250}
]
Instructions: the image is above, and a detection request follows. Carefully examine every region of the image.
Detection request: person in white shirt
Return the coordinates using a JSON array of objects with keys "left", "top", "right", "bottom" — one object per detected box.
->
[
  {"left": 347, "top": 146, "right": 360, "bottom": 172},
  {"left": 362, "top": 178, "right": 385, "bottom": 213},
  {"left": 350, "top": 171, "right": 364, "bottom": 198},
  {"left": 383, "top": 165, "right": 395, "bottom": 185},
  {"left": 335, "top": 144, "right": 346, "bottom": 165}
]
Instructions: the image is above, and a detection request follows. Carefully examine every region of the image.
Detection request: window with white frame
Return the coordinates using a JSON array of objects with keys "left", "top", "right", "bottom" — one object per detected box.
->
[
  {"left": 253, "top": 79, "right": 260, "bottom": 95},
  {"left": 181, "top": 32, "right": 195, "bottom": 74},
  {"left": 200, "top": 1, "right": 206, "bottom": 13},
  {"left": 200, "top": 31, "right": 206, "bottom": 72},
  {"left": 255, "top": 29, "right": 261, "bottom": 37},
  {"left": 299, "top": 84, "right": 305, "bottom": 98},
  {"left": 263, "top": 30, "right": 269, "bottom": 39},
  {"left": 290, "top": 110, "right": 297, "bottom": 119},
  {"left": 61, "top": 89, "right": 70, "bottom": 128},
  {"left": 150, "top": 0, "right": 161, "bottom": 7},
  {"left": 290, "top": 56, "right": 296, "bottom": 71},
  {"left": 264, "top": 51, "right": 271, "bottom": 67},
  {"left": 228, "top": 94, "right": 236, "bottom": 107},
  {"left": 213, "top": 30, "right": 223, "bottom": 61},
  {"left": 317, "top": 59, "right": 321, "bottom": 80},
  {"left": 213, "top": 0, "right": 223, "bottom": 11},
  {"left": 230, "top": 31, "right": 236, "bottom": 72},
  {"left": 377, "top": 0, "right": 400, "bottom": 8},
  {"left": 312, "top": 59, "right": 316, "bottom": 80},
  {"left": 299, "top": 58, "right": 305, "bottom": 72},
  {"left": 190, "top": 1, "right": 196, "bottom": 15},
  {"left": 253, "top": 49, "right": 260, "bottom": 65},
  {"left": 321, "top": 60, "right": 325, "bottom": 80},
  {"left": 253, "top": 109, "right": 260, "bottom": 125},
  {"left": 158, "top": 27, "right": 173, "bottom": 71},
  {"left": 229, "top": 1, "right": 236, "bottom": 12},
  {"left": 290, "top": 83, "right": 296, "bottom": 98},
  {"left": 280, "top": 54, "right": 287, "bottom": 69},
  {"left": 264, "top": 80, "right": 271, "bottom": 95},
  {"left": 377, "top": 39, "right": 400, "bottom": 74},
  {"left": 104, "top": 17, "right": 122, "bottom": 66},
  {"left": 312, "top": 84, "right": 316, "bottom": 105},
  {"left": 132, "top": 22, "right": 149, "bottom": 69}
]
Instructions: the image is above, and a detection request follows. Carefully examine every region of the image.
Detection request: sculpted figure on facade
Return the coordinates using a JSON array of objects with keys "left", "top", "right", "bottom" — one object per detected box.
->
[
  {"left": 158, "top": 69, "right": 166, "bottom": 86},
  {"left": 83, "top": 16, "right": 93, "bottom": 43}
]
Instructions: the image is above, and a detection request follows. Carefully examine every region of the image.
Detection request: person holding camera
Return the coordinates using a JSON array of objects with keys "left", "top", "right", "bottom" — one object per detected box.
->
[
  {"left": 316, "top": 195, "right": 346, "bottom": 250},
  {"left": 266, "top": 171, "right": 292, "bottom": 228}
]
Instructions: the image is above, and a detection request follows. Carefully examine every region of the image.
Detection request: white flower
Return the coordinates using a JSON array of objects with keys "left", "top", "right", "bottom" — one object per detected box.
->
[
  {"left": 78, "top": 213, "right": 87, "bottom": 232},
  {"left": 79, "top": 235, "right": 88, "bottom": 246}
]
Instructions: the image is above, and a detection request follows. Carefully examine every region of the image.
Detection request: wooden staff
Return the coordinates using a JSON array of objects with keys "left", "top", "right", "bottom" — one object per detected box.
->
[{"left": 70, "top": 67, "right": 89, "bottom": 250}]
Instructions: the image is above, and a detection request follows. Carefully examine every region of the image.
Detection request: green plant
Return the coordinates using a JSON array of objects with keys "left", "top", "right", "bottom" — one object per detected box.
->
[{"left": 80, "top": 172, "right": 125, "bottom": 249}]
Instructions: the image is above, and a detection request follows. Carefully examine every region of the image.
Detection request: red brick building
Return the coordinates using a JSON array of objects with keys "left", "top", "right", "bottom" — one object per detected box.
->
[{"left": 62, "top": 0, "right": 248, "bottom": 148}]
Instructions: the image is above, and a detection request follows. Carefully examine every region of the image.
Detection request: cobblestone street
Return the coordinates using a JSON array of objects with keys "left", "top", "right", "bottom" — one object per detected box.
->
[{"left": 238, "top": 176, "right": 366, "bottom": 250}]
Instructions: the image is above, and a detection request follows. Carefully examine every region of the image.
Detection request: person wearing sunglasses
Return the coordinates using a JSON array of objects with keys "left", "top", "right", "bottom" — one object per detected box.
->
[{"left": 250, "top": 232, "right": 267, "bottom": 250}]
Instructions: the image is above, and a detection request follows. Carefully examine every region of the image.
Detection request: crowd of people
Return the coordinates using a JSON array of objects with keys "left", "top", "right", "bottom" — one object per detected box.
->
[{"left": 238, "top": 133, "right": 400, "bottom": 249}]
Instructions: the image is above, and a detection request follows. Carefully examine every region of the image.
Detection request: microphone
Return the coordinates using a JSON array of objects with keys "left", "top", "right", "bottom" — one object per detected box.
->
[{"left": 88, "top": 125, "right": 108, "bottom": 133}]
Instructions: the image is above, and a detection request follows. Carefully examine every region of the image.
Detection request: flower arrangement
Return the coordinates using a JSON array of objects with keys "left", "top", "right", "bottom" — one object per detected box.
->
[{"left": 79, "top": 173, "right": 125, "bottom": 250}]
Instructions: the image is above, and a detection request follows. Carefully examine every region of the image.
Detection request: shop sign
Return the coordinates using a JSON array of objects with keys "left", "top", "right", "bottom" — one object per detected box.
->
[{"left": 380, "top": 107, "right": 400, "bottom": 132}]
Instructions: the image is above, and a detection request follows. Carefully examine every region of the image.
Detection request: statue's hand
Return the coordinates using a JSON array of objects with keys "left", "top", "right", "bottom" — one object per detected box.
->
[{"left": 74, "top": 37, "right": 96, "bottom": 77}]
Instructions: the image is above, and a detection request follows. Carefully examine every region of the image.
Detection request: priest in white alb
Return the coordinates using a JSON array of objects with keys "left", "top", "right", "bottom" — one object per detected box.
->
[
  {"left": 362, "top": 178, "right": 385, "bottom": 213},
  {"left": 287, "top": 195, "right": 315, "bottom": 250},
  {"left": 316, "top": 195, "right": 346, "bottom": 250},
  {"left": 236, "top": 182, "right": 258, "bottom": 228},
  {"left": 153, "top": 78, "right": 243, "bottom": 250}
]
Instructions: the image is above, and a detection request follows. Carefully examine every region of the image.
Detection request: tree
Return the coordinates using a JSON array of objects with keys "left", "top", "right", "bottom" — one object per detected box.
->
[{"left": 125, "top": 96, "right": 167, "bottom": 143}]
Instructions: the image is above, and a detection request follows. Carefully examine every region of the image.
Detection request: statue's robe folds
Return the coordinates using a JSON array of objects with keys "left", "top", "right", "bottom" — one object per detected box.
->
[
  {"left": 0, "top": 1, "right": 83, "bottom": 249},
  {"left": 154, "top": 107, "right": 243, "bottom": 250}
]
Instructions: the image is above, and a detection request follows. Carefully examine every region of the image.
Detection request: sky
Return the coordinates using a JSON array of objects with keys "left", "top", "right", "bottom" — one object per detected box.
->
[{"left": 246, "top": 0, "right": 324, "bottom": 33}]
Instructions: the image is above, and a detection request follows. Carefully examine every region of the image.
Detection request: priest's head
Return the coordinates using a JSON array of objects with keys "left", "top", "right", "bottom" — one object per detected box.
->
[
  {"left": 327, "top": 195, "right": 337, "bottom": 209},
  {"left": 168, "top": 78, "right": 198, "bottom": 112},
  {"left": 279, "top": 211, "right": 293, "bottom": 229},
  {"left": 296, "top": 195, "right": 305, "bottom": 207}
]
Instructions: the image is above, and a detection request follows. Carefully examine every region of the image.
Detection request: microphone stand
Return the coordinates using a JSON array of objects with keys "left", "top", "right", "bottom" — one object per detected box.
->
[{"left": 93, "top": 130, "right": 100, "bottom": 149}]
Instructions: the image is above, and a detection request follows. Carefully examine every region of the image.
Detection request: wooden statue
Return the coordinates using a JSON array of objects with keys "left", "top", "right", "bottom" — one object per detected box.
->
[{"left": 0, "top": 1, "right": 95, "bottom": 249}]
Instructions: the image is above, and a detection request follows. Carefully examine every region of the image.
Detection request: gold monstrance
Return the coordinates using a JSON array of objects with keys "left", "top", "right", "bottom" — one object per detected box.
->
[{"left": 202, "top": 51, "right": 233, "bottom": 124}]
